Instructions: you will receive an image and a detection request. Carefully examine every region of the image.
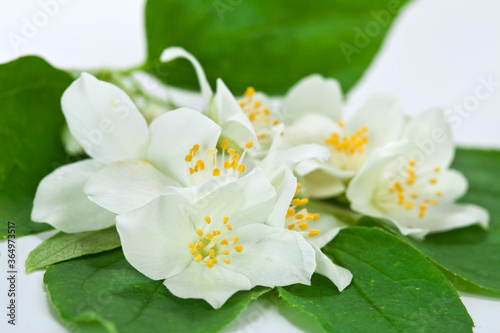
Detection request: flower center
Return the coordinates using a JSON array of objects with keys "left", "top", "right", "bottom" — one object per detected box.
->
[
  {"left": 285, "top": 183, "right": 320, "bottom": 238},
  {"left": 239, "top": 87, "right": 281, "bottom": 145},
  {"left": 324, "top": 122, "right": 369, "bottom": 171},
  {"left": 187, "top": 216, "right": 243, "bottom": 268},
  {"left": 387, "top": 160, "right": 442, "bottom": 218},
  {"left": 184, "top": 140, "right": 253, "bottom": 185}
]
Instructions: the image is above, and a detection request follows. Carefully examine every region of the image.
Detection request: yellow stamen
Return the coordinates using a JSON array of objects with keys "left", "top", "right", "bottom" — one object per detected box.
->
[
  {"left": 244, "top": 87, "right": 255, "bottom": 97},
  {"left": 223, "top": 216, "right": 229, "bottom": 224},
  {"left": 188, "top": 243, "right": 195, "bottom": 249},
  {"left": 308, "top": 229, "right": 319, "bottom": 237},
  {"left": 205, "top": 216, "right": 211, "bottom": 224},
  {"left": 227, "top": 148, "right": 235, "bottom": 155},
  {"left": 222, "top": 250, "right": 229, "bottom": 255},
  {"left": 194, "top": 254, "right": 202, "bottom": 262},
  {"left": 206, "top": 260, "right": 214, "bottom": 268},
  {"left": 223, "top": 259, "right": 231, "bottom": 265},
  {"left": 226, "top": 224, "right": 232, "bottom": 231},
  {"left": 213, "top": 168, "right": 221, "bottom": 176},
  {"left": 234, "top": 245, "right": 243, "bottom": 253},
  {"left": 233, "top": 237, "right": 239, "bottom": 244},
  {"left": 209, "top": 249, "right": 215, "bottom": 258},
  {"left": 196, "top": 229, "right": 203, "bottom": 237},
  {"left": 287, "top": 224, "right": 295, "bottom": 230},
  {"left": 246, "top": 141, "right": 253, "bottom": 149},
  {"left": 196, "top": 242, "right": 203, "bottom": 249},
  {"left": 189, "top": 249, "right": 198, "bottom": 255},
  {"left": 299, "top": 222, "right": 309, "bottom": 230},
  {"left": 237, "top": 164, "right": 245, "bottom": 173},
  {"left": 295, "top": 214, "right": 305, "bottom": 220},
  {"left": 405, "top": 202, "right": 414, "bottom": 210},
  {"left": 221, "top": 140, "right": 228, "bottom": 149},
  {"left": 185, "top": 154, "right": 193, "bottom": 162},
  {"left": 220, "top": 239, "right": 228, "bottom": 246}
]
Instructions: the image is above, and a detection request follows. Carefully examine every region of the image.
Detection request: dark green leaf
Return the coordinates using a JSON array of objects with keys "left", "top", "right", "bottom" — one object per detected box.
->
[
  {"left": 0, "top": 56, "right": 73, "bottom": 238},
  {"left": 145, "top": 0, "right": 410, "bottom": 94},
  {"left": 26, "top": 227, "right": 121, "bottom": 273},
  {"left": 400, "top": 148, "right": 500, "bottom": 294},
  {"left": 44, "top": 248, "right": 270, "bottom": 333},
  {"left": 279, "top": 226, "right": 473, "bottom": 333}
]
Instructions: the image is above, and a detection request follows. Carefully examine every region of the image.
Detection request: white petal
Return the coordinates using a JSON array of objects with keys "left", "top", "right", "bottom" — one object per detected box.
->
[
  {"left": 160, "top": 47, "right": 213, "bottom": 110},
  {"left": 305, "top": 212, "right": 348, "bottom": 248},
  {"left": 61, "top": 73, "right": 149, "bottom": 164},
  {"left": 404, "top": 108, "right": 454, "bottom": 169},
  {"left": 85, "top": 160, "right": 179, "bottom": 214},
  {"left": 116, "top": 194, "right": 196, "bottom": 280},
  {"left": 284, "top": 114, "right": 340, "bottom": 147},
  {"left": 31, "top": 159, "right": 116, "bottom": 233},
  {"left": 186, "top": 168, "right": 277, "bottom": 230},
  {"left": 346, "top": 93, "right": 405, "bottom": 154},
  {"left": 311, "top": 244, "right": 352, "bottom": 291},
  {"left": 147, "top": 107, "right": 221, "bottom": 185},
  {"left": 281, "top": 74, "right": 343, "bottom": 124},
  {"left": 299, "top": 167, "right": 348, "bottom": 198},
  {"left": 227, "top": 224, "right": 316, "bottom": 287},
  {"left": 213, "top": 79, "right": 259, "bottom": 149},
  {"left": 261, "top": 142, "right": 330, "bottom": 181},
  {"left": 266, "top": 168, "right": 297, "bottom": 228},
  {"left": 164, "top": 262, "right": 251, "bottom": 309}
]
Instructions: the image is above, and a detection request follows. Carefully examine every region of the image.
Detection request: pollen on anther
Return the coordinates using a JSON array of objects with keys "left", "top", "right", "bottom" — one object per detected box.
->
[
  {"left": 213, "top": 168, "right": 221, "bottom": 176},
  {"left": 196, "top": 242, "right": 203, "bottom": 249},
  {"left": 209, "top": 249, "right": 215, "bottom": 258},
  {"left": 308, "top": 229, "right": 319, "bottom": 237},
  {"left": 185, "top": 154, "right": 193, "bottom": 162},
  {"left": 196, "top": 229, "right": 203, "bottom": 237},
  {"left": 227, "top": 148, "right": 235, "bottom": 155},
  {"left": 246, "top": 141, "right": 253, "bottom": 149},
  {"left": 233, "top": 237, "right": 239, "bottom": 244},
  {"left": 205, "top": 216, "right": 211, "bottom": 224},
  {"left": 194, "top": 254, "right": 202, "bottom": 262},
  {"left": 226, "top": 224, "right": 232, "bottom": 231},
  {"left": 223, "top": 216, "right": 229, "bottom": 224},
  {"left": 223, "top": 259, "right": 231, "bottom": 265},
  {"left": 206, "top": 260, "right": 214, "bottom": 268},
  {"left": 222, "top": 250, "right": 229, "bottom": 255},
  {"left": 221, "top": 140, "right": 228, "bottom": 149},
  {"left": 189, "top": 249, "right": 198, "bottom": 255},
  {"left": 188, "top": 243, "right": 195, "bottom": 249},
  {"left": 430, "top": 178, "right": 437, "bottom": 184},
  {"left": 206, "top": 234, "right": 213, "bottom": 240},
  {"left": 295, "top": 214, "right": 304, "bottom": 220},
  {"left": 237, "top": 164, "right": 245, "bottom": 173},
  {"left": 234, "top": 245, "right": 243, "bottom": 253},
  {"left": 220, "top": 239, "right": 228, "bottom": 246},
  {"left": 299, "top": 222, "right": 309, "bottom": 230},
  {"left": 287, "top": 224, "right": 295, "bottom": 230}
]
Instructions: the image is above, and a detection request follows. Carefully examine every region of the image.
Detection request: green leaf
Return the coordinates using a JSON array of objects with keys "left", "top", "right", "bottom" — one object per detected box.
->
[
  {"left": 0, "top": 56, "right": 73, "bottom": 238},
  {"left": 44, "top": 248, "right": 271, "bottom": 333},
  {"left": 399, "top": 148, "right": 500, "bottom": 294},
  {"left": 26, "top": 227, "right": 121, "bottom": 273},
  {"left": 279, "top": 227, "right": 473, "bottom": 333},
  {"left": 145, "top": 0, "right": 410, "bottom": 94}
]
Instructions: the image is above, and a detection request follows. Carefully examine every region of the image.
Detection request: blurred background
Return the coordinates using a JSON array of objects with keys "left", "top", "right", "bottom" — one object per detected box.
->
[{"left": 1, "top": 0, "right": 499, "bottom": 332}]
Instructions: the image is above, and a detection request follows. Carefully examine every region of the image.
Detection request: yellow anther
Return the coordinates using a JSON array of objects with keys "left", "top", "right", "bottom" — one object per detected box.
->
[
  {"left": 226, "top": 224, "right": 232, "bottom": 231},
  {"left": 431, "top": 199, "right": 439, "bottom": 205},
  {"left": 239, "top": 102, "right": 246, "bottom": 108},
  {"left": 213, "top": 230, "right": 221, "bottom": 236},
  {"left": 192, "top": 144, "right": 199, "bottom": 152},
  {"left": 196, "top": 229, "right": 203, "bottom": 237},
  {"left": 212, "top": 168, "right": 221, "bottom": 176},
  {"left": 189, "top": 167, "right": 195, "bottom": 175},
  {"left": 419, "top": 210, "right": 426, "bottom": 218},
  {"left": 232, "top": 153, "right": 240, "bottom": 161},
  {"left": 264, "top": 108, "right": 271, "bottom": 115},
  {"left": 206, "top": 233, "right": 214, "bottom": 240},
  {"left": 244, "top": 87, "right": 255, "bottom": 97},
  {"left": 430, "top": 178, "right": 437, "bottom": 184},
  {"left": 196, "top": 242, "right": 204, "bottom": 249},
  {"left": 212, "top": 258, "right": 218, "bottom": 264},
  {"left": 233, "top": 237, "right": 239, "bottom": 244},
  {"left": 185, "top": 154, "right": 193, "bottom": 162},
  {"left": 312, "top": 214, "right": 320, "bottom": 221},
  {"left": 223, "top": 216, "right": 229, "bottom": 224},
  {"left": 295, "top": 214, "right": 305, "bottom": 220},
  {"left": 411, "top": 194, "right": 418, "bottom": 199},
  {"left": 288, "top": 224, "right": 295, "bottom": 230},
  {"left": 220, "top": 239, "right": 229, "bottom": 246},
  {"left": 409, "top": 160, "right": 416, "bottom": 166},
  {"left": 222, "top": 250, "right": 230, "bottom": 255},
  {"left": 308, "top": 229, "right": 319, "bottom": 237},
  {"left": 273, "top": 120, "right": 280, "bottom": 125},
  {"left": 209, "top": 249, "right": 215, "bottom": 258},
  {"left": 194, "top": 254, "right": 202, "bottom": 262},
  {"left": 398, "top": 193, "right": 405, "bottom": 205},
  {"left": 436, "top": 191, "right": 442, "bottom": 197},
  {"left": 254, "top": 101, "right": 262, "bottom": 108},
  {"left": 206, "top": 260, "right": 214, "bottom": 268},
  {"left": 299, "top": 222, "right": 309, "bottom": 230},
  {"left": 257, "top": 133, "right": 266, "bottom": 139},
  {"left": 223, "top": 259, "right": 231, "bottom": 265},
  {"left": 419, "top": 204, "right": 427, "bottom": 210},
  {"left": 286, "top": 208, "right": 296, "bottom": 218},
  {"left": 224, "top": 161, "right": 231, "bottom": 169},
  {"left": 405, "top": 202, "right": 414, "bottom": 210},
  {"left": 227, "top": 148, "right": 235, "bottom": 155},
  {"left": 237, "top": 164, "right": 245, "bottom": 173},
  {"left": 231, "top": 160, "right": 238, "bottom": 169},
  {"left": 291, "top": 199, "right": 302, "bottom": 206},
  {"left": 188, "top": 243, "right": 195, "bottom": 249},
  {"left": 205, "top": 216, "right": 211, "bottom": 224},
  {"left": 434, "top": 167, "right": 441, "bottom": 173},
  {"left": 246, "top": 141, "right": 253, "bottom": 149},
  {"left": 234, "top": 245, "right": 243, "bottom": 253},
  {"left": 221, "top": 140, "right": 228, "bottom": 149},
  {"left": 394, "top": 182, "right": 403, "bottom": 192},
  {"left": 189, "top": 249, "right": 198, "bottom": 255},
  {"left": 337, "top": 121, "right": 345, "bottom": 128},
  {"left": 300, "top": 198, "right": 309, "bottom": 205}
]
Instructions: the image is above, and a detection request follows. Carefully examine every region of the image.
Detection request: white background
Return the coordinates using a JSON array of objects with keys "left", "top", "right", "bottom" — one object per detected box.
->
[{"left": 1, "top": 0, "right": 500, "bottom": 332}]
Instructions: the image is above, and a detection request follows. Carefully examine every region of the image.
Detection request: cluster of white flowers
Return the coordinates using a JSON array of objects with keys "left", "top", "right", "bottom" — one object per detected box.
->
[{"left": 32, "top": 47, "right": 488, "bottom": 308}]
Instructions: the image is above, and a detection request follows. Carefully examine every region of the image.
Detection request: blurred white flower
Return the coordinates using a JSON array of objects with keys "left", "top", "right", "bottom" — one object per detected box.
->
[{"left": 346, "top": 109, "right": 489, "bottom": 239}]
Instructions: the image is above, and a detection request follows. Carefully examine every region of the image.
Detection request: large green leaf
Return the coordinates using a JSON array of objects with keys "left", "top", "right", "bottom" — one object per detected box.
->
[
  {"left": 279, "top": 227, "right": 473, "bottom": 332},
  {"left": 44, "top": 248, "right": 270, "bottom": 333},
  {"left": 400, "top": 148, "right": 500, "bottom": 294},
  {"left": 145, "top": 0, "right": 410, "bottom": 94},
  {"left": 26, "top": 227, "right": 121, "bottom": 273},
  {"left": 0, "top": 56, "right": 73, "bottom": 238}
]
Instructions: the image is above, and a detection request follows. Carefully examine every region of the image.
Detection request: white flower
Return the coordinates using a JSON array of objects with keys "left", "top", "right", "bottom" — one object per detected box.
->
[
  {"left": 32, "top": 73, "right": 221, "bottom": 233},
  {"left": 160, "top": 47, "right": 259, "bottom": 152},
  {"left": 116, "top": 168, "right": 317, "bottom": 308},
  {"left": 346, "top": 109, "right": 489, "bottom": 239},
  {"left": 280, "top": 75, "right": 406, "bottom": 198}
]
